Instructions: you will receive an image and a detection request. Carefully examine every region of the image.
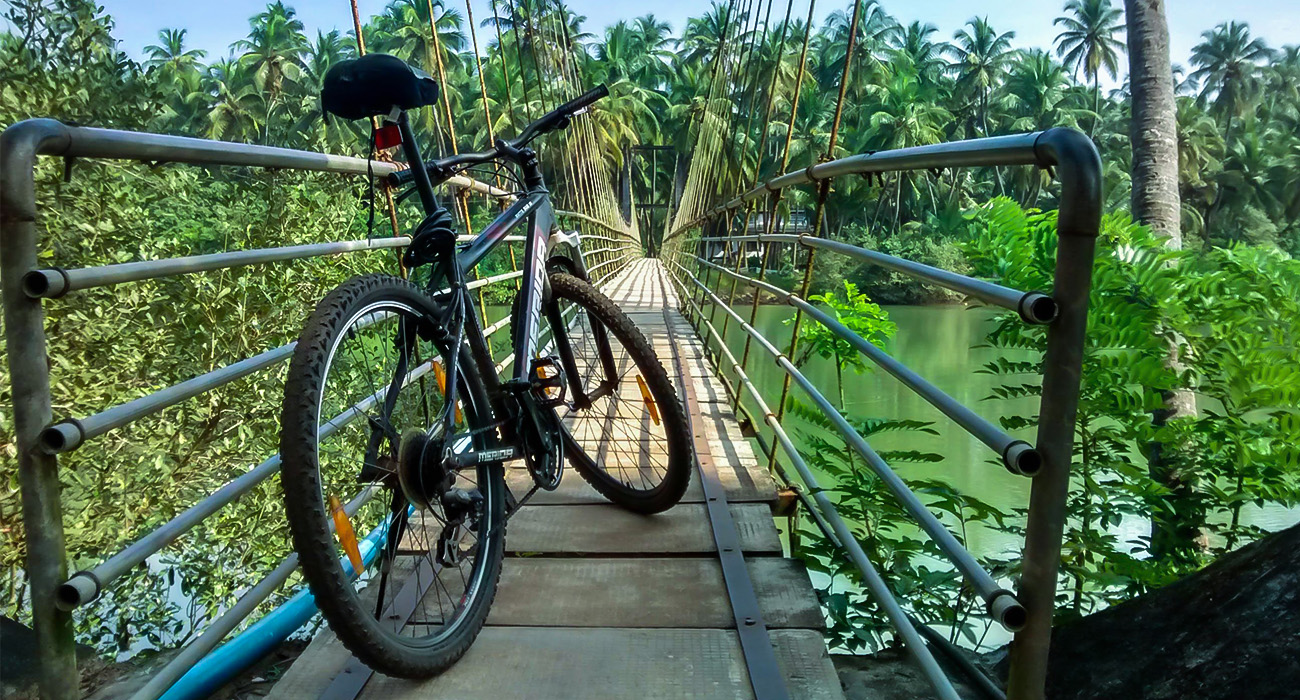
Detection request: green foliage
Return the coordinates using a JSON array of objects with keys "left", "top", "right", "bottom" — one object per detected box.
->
[
  {"left": 964, "top": 198, "right": 1300, "bottom": 614},
  {"left": 791, "top": 281, "right": 896, "bottom": 375},
  {"left": 787, "top": 400, "right": 1013, "bottom": 652}
]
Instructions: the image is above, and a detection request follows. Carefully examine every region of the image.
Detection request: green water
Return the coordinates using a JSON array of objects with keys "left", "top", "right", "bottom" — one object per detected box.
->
[
  {"left": 714, "top": 304, "right": 1034, "bottom": 559},
  {"left": 705, "top": 303, "right": 1297, "bottom": 561}
]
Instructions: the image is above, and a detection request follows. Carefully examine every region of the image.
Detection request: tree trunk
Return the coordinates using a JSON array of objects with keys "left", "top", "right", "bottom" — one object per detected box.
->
[
  {"left": 1125, "top": 0, "right": 1181, "bottom": 246},
  {"left": 1124, "top": 0, "right": 1200, "bottom": 560}
]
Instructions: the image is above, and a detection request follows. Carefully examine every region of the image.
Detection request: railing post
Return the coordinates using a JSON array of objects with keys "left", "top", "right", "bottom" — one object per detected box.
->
[
  {"left": 719, "top": 203, "right": 753, "bottom": 343},
  {"left": 1006, "top": 129, "right": 1102, "bottom": 700},
  {"left": 770, "top": 179, "right": 828, "bottom": 463},
  {"left": 1, "top": 120, "right": 80, "bottom": 700},
  {"left": 735, "top": 191, "right": 781, "bottom": 415}
]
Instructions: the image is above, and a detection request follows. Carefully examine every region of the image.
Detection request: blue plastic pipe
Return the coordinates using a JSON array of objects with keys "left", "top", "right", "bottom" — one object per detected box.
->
[{"left": 157, "top": 519, "right": 393, "bottom": 700}]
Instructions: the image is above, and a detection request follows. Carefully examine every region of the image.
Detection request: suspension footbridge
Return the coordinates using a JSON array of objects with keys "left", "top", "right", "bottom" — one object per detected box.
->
[{"left": 2, "top": 0, "right": 1103, "bottom": 697}]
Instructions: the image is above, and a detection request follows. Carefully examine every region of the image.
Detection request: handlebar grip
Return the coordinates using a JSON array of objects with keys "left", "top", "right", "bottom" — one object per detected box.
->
[{"left": 560, "top": 84, "right": 609, "bottom": 115}]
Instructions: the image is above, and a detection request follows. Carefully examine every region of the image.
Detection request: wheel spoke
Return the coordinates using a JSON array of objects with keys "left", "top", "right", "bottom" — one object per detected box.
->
[{"left": 287, "top": 286, "right": 499, "bottom": 659}]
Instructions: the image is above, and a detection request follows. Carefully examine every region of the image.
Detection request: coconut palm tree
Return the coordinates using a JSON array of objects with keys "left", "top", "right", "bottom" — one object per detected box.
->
[
  {"left": 630, "top": 15, "right": 676, "bottom": 89},
  {"left": 1189, "top": 21, "right": 1272, "bottom": 130},
  {"left": 145, "top": 28, "right": 207, "bottom": 77},
  {"left": 1053, "top": 0, "right": 1124, "bottom": 134},
  {"left": 947, "top": 17, "right": 1015, "bottom": 138},
  {"left": 204, "top": 57, "right": 263, "bottom": 142},
  {"left": 681, "top": 2, "right": 736, "bottom": 68},
  {"left": 291, "top": 30, "right": 359, "bottom": 150},
  {"left": 1005, "top": 49, "right": 1086, "bottom": 132},
  {"left": 369, "top": 0, "right": 466, "bottom": 77},
  {"left": 890, "top": 21, "right": 947, "bottom": 90},
  {"left": 862, "top": 69, "right": 952, "bottom": 228},
  {"left": 232, "top": 1, "right": 307, "bottom": 142}
]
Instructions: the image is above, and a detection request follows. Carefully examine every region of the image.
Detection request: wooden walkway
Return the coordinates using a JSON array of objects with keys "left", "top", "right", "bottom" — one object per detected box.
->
[{"left": 268, "top": 259, "right": 843, "bottom": 700}]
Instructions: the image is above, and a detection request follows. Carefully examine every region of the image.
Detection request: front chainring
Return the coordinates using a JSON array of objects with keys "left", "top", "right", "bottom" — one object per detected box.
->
[{"left": 521, "top": 398, "right": 564, "bottom": 491}]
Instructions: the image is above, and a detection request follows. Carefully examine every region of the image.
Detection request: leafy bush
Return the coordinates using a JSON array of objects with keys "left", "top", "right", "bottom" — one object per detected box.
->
[{"left": 965, "top": 197, "right": 1300, "bottom": 613}]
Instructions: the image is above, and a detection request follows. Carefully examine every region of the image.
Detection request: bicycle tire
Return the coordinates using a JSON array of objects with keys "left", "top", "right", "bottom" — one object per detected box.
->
[
  {"left": 280, "top": 274, "right": 504, "bottom": 678},
  {"left": 534, "top": 272, "right": 692, "bottom": 513}
]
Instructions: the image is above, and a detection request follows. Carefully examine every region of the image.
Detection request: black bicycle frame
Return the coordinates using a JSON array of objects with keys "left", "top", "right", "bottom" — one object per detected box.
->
[
  {"left": 458, "top": 191, "right": 556, "bottom": 386},
  {"left": 392, "top": 111, "right": 612, "bottom": 465}
]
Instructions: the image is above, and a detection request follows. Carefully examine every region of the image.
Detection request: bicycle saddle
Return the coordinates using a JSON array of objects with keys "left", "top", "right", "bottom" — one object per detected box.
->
[{"left": 322, "top": 53, "right": 439, "bottom": 121}]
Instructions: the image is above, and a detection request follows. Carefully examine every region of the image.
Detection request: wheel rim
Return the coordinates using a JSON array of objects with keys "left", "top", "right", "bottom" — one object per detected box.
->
[
  {"left": 544, "top": 295, "right": 673, "bottom": 494},
  {"left": 313, "top": 299, "right": 496, "bottom": 647}
]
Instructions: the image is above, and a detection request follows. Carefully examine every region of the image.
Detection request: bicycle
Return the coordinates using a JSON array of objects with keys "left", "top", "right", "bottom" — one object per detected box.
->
[{"left": 278, "top": 54, "right": 692, "bottom": 678}]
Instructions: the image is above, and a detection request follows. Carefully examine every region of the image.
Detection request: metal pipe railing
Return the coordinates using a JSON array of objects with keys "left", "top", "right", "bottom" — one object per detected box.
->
[
  {"left": 670, "top": 259, "right": 1025, "bottom": 629},
  {"left": 2, "top": 116, "right": 641, "bottom": 700},
  {"left": 696, "top": 234, "right": 1057, "bottom": 324},
  {"left": 23, "top": 237, "right": 412, "bottom": 298},
  {"left": 55, "top": 360, "right": 437, "bottom": 609},
  {"left": 664, "top": 126, "right": 1100, "bottom": 699},
  {"left": 663, "top": 265, "right": 963, "bottom": 700},
  {"left": 40, "top": 343, "right": 295, "bottom": 453},
  {"left": 693, "top": 256, "right": 1041, "bottom": 475},
  {"left": 128, "top": 485, "right": 382, "bottom": 700},
  {"left": 675, "top": 132, "right": 1042, "bottom": 233}
]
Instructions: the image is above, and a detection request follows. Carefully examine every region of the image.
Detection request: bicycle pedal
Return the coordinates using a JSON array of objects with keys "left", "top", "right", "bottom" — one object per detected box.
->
[{"left": 529, "top": 356, "right": 567, "bottom": 405}]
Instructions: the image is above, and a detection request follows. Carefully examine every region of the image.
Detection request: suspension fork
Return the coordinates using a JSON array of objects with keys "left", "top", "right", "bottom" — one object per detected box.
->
[{"left": 542, "top": 287, "right": 619, "bottom": 408}]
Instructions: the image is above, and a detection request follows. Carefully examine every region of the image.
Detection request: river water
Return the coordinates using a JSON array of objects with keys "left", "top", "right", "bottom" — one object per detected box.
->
[{"left": 704, "top": 303, "right": 1297, "bottom": 561}]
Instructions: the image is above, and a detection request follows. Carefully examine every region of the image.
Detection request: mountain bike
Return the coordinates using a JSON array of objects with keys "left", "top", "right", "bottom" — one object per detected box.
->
[{"left": 278, "top": 54, "right": 692, "bottom": 678}]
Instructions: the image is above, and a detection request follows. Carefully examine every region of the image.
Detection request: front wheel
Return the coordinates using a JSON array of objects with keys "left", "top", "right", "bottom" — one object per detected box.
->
[
  {"left": 280, "top": 274, "right": 504, "bottom": 678},
  {"left": 534, "top": 272, "right": 692, "bottom": 513}
]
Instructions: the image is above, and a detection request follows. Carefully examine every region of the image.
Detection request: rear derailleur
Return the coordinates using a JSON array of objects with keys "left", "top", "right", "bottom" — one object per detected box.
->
[{"left": 383, "top": 426, "right": 485, "bottom": 567}]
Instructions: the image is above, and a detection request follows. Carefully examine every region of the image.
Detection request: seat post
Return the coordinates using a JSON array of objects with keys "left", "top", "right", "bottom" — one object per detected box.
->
[{"left": 395, "top": 111, "right": 439, "bottom": 215}]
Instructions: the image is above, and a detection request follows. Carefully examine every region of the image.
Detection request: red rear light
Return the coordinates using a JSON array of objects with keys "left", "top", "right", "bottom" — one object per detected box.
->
[{"left": 374, "top": 123, "right": 402, "bottom": 151}]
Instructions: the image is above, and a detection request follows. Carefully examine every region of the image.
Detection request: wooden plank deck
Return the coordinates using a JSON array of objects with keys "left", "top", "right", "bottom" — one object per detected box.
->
[{"left": 268, "top": 258, "right": 843, "bottom": 700}]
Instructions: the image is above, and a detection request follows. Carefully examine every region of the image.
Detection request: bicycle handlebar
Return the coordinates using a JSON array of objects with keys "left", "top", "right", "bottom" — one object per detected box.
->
[{"left": 390, "top": 84, "right": 608, "bottom": 188}]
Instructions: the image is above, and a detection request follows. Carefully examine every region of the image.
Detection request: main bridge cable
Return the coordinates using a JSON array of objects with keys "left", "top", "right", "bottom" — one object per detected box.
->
[
  {"left": 539, "top": 1, "right": 596, "bottom": 225},
  {"left": 673, "top": 0, "right": 739, "bottom": 229},
  {"left": 464, "top": 0, "right": 522, "bottom": 291},
  {"left": 549, "top": 0, "right": 624, "bottom": 233},
  {"left": 489, "top": 0, "right": 520, "bottom": 133},
  {"left": 737, "top": 0, "right": 817, "bottom": 389},
  {"left": 698, "top": 0, "right": 759, "bottom": 225},
  {"left": 543, "top": 0, "right": 636, "bottom": 242},
  {"left": 770, "top": 0, "right": 862, "bottom": 434},
  {"left": 421, "top": 0, "right": 474, "bottom": 232},
  {"left": 720, "top": 0, "right": 797, "bottom": 355},
  {"left": 707, "top": 0, "right": 768, "bottom": 311},
  {"left": 718, "top": 0, "right": 787, "bottom": 340},
  {"left": 421, "top": 0, "right": 492, "bottom": 327},
  {"left": 719, "top": 0, "right": 773, "bottom": 210},
  {"left": 670, "top": 0, "right": 743, "bottom": 232}
]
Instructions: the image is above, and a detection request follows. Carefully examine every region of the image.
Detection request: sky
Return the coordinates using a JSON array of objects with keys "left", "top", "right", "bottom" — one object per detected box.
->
[{"left": 90, "top": 0, "right": 1300, "bottom": 83}]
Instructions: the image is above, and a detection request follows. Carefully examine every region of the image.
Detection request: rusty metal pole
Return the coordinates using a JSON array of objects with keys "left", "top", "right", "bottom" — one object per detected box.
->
[
  {"left": 719, "top": 203, "right": 754, "bottom": 342},
  {"left": 737, "top": 0, "right": 815, "bottom": 389},
  {"left": 1, "top": 120, "right": 79, "bottom": 700},
  {"left": 1006, "top": 130, "right": 1101, "bottom": 700}
]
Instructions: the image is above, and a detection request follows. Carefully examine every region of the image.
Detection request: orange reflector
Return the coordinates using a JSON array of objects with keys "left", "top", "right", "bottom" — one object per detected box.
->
[
  {"left": 329, "top": 494, "right": 364, "bottom": 574},
  {"left": 636, "top": 374, "right": 660, "bottom": 425},
  {"left": 431, "top": 361, "right": 462, "bottom": 423},
  {"left": 536, "top": 363, "right": 561, "bottom": 399}
]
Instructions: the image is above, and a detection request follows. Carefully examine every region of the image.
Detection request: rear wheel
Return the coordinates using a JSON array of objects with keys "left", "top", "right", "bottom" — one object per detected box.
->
[
  {"left": 532, "top": 271, "right": 691, "bottom": 513},
  {"left": 280, "top": 274, "right": 504, "bottom": 678}
]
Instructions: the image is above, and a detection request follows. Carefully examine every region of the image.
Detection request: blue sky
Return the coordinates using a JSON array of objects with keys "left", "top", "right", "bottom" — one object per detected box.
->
[{"left": 94, "top": 0, "right": 1300, "bottom": 83}]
